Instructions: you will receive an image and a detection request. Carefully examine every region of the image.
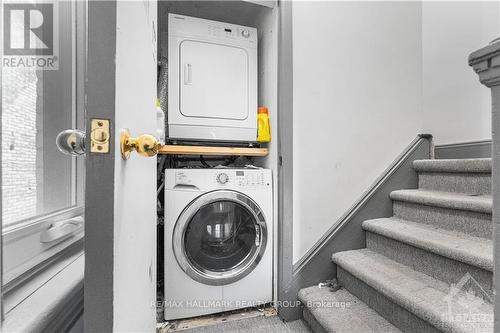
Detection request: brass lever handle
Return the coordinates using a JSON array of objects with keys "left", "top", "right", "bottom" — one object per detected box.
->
[{"left": 120, "top": 129, "right": 159, "bottom": 159}]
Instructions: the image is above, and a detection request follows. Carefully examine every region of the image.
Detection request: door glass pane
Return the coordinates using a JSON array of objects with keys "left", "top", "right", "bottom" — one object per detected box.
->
[
  {"left": 2, "top": 1, "right": 84, "bottom": 229},
  {"left": 184, "top": 201, "right": 257, "bottom": 272}
]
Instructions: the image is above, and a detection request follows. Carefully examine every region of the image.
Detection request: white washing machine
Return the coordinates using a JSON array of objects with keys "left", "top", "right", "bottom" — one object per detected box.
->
[
  {"left": 164, "top": 168, "right": 273, "bottom": 320},
  {"left": 167, "top": 14, "right": 258, "bottom": 142}
]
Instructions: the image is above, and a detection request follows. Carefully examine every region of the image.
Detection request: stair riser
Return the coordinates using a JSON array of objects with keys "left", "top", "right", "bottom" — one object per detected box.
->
[
  {"left": 366, "top": 232, "right": 493, "bottom": 299},
  {"left": 393, "top": 201, "right": 492, "bottom": 239},
  {"left": 302, "top": 308, "right": 327, "bottom": 333},
  {"left": 418, "top": 172, "right": 491, "bottom": 195},
  {"left": 337, "top": 268, "right": 441, "bottom": 333}
]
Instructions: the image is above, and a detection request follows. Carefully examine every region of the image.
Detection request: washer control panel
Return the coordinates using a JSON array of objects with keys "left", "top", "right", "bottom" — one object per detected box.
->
[
  {"left": 169, "top": 169, "right": 271, "bottom": 190},
  {"left": 213, "top": 170, "right": 270, "bottom": 188}
]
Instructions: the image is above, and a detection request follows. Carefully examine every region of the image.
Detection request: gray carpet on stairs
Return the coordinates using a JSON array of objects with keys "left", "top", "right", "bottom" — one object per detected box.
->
[
  {"left": 334, "top": 249, "right": 493, "bottom": 332},
  {"left": 299, "top": 158, "right": 494, "bottom": 333},
  {"left": 418, "top": 172, "right": 491, "bottom": 194},
  {"left": 392, "top": 200, "right": 492, "bottom": 239},
  {"left": 362, "top": 218, "right": 493, "bottom": 271},
  {"left": 412, "top": 158, "right": 492, "bottom": 173},
  {"left": 390, "top": 189, "right": 492, "bottom": 214},
  {"left": 365, "top": 232, "right": 493, "bottom": 297},
  {"left": 337, "top": 267, "right": 440, "bottom": 333},
  {"left": 298, "top": 287, "right": 401, "bottom": 333}
]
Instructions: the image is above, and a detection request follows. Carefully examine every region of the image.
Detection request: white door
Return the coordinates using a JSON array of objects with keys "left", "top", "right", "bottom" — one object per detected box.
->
[
  {"left": 180, "top": 41, "right": 249, "bottom": 120},
  {"left": 84, "top": 1, "right": 157, "bottom": 331}
]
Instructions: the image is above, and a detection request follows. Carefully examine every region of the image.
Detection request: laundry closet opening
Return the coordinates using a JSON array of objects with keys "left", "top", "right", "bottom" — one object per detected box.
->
[{"left": 155, "top": 0, "right": 279, "bottom": 324}]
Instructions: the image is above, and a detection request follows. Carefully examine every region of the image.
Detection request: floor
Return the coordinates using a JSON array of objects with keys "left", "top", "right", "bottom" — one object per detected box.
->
[
  {"left": 179, "top": 316, "right": 311, "bottom": 333},
  {"left": 157, "top": 307, "right": 311, "bottom": 333}
]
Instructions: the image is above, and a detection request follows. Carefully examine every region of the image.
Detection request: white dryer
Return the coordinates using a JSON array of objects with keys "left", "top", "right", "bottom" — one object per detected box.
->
[
  {"left": 167, "top": 14, "right": 258, "bottom": 143},
  {"left": 164, "top": 168, "right": 273, "bottom": 320}
]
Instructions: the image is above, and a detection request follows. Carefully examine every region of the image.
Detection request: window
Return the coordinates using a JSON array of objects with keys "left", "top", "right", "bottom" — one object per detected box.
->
[{"left": 1, "top": 0, "right": 85, "bottom": 308}]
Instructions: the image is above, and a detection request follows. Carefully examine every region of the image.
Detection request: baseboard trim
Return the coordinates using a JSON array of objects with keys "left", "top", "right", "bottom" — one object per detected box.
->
[
  {"left": 279, "top": 135, "right": 432, "bottom": 321},
  {"left": 434, "top": 140, "right": 491, "bottom": 159}
]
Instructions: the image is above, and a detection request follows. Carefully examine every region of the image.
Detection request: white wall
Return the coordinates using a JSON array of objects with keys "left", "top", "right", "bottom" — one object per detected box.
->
[
  {"left": 422, "top": 1, "right": 500, "bottom": 145},
  {"left": 292, "top": 2, "right": 423, "bottom": 263}
]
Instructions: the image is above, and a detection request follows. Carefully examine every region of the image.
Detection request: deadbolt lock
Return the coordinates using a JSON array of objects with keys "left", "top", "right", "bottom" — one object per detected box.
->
[{"left": 90, "top": 119, "right": 110, "bottom": 153}]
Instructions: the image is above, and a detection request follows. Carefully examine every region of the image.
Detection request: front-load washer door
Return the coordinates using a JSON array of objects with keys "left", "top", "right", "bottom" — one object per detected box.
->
[
  {"left": 173, "top": 190, "right": 267, "bottom": 286},
  {"left": 179, "top": 41, "right": 249, "bottom": 120}
]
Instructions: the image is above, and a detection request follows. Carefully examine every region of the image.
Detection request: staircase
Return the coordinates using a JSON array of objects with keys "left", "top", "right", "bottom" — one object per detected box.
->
[{"left": 299, "top": 158, "right": 494, "bottom": 333}]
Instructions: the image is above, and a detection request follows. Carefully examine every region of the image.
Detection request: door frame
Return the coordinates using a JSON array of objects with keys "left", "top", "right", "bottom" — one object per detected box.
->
[
  {"left": 276, "top": 0, "right": 295, "bottom": 321},
  {"left": 84, "top": 1, "right": 117, "bottom": 331}
]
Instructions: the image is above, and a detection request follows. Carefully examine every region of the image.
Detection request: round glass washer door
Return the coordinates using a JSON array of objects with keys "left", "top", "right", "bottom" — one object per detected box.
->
[{"left": 173, "top": 190, "right": 267, "bottom": 286}]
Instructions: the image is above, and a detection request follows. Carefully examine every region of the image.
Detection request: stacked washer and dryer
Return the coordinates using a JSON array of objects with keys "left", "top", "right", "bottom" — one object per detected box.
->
[{"left": 163, "top": 14, "right": 273, "bottom": 320}]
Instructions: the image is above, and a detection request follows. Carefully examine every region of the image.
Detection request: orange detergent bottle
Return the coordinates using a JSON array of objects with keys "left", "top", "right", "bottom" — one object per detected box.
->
[{"left": 257, "top": 107, "right": 271, "bottom": 143}]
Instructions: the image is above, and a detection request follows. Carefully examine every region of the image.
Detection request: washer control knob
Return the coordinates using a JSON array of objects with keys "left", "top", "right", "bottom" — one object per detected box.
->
[
  {"left": 217, "top": 173, "right": 229, "bottom": 184},
  {"left": 241, "top": 29, "right": 250, "bottom": 38}
]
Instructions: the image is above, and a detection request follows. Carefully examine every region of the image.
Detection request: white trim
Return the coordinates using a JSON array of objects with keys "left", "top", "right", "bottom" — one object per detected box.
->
[
  {"left": 2, "top": 207, "right": 84, "bottom": 291},
  {"left": 2, "top": 254, "right": 84, "bottom": 332},
  {"left": 71, "top": 0, "right": 78, "bottom": 207},
  {"left": 3, "top": 206, "right": 83, "bottom": 238},
  {"left": 4, "top": 249, "right": 83, "bottom": 314},
  {"left": 3, "top": 234, "right": 83, "bottom": 293}
]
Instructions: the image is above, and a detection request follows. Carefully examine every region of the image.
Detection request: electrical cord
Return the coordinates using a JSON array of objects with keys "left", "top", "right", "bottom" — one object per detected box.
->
[
  {"left": 200, "top": 155, "right": 212, "bottom": 168},
  {"left": 222, "top": 156, "right": 237, "bottom": 166}
]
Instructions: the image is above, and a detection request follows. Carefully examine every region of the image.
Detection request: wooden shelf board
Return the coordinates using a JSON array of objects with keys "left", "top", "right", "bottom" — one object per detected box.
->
[{"left": 158, "top": 145, "right": 268, "bottom": 157}]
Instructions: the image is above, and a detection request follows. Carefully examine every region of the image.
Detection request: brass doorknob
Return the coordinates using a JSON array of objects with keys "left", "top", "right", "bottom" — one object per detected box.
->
[{"left": 120, "top": 129, "right": 159, "bottom": 159}]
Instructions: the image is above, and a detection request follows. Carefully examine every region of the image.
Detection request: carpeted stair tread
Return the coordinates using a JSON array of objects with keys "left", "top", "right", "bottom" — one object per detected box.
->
[
  {"left": 390, "top": 189, "right": 492, "bottom": 214},
  {"left": 298, "top": 286, "right": 402, "bottom": 333},
  {"left": 413, "top": 158, "right": 491, "bottom": 173},
  {"left": 362, "top": 218, "right": 493, "bottom": 271},
  {"left": 332, "top": 249, "right": 493, "bottom": 333}
]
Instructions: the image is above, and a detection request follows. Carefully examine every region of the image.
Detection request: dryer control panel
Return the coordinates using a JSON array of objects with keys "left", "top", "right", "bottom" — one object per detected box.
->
[{"left": 169, "top": 13, "right": 257, "bottom": 46}]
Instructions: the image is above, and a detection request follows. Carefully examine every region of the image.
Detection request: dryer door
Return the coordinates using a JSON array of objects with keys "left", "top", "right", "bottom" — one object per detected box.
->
[
  {"left": 173, "top": 190, "right": 267, "bottom": 286},
  {"left": 179, "top": 41, "right": 249, "bottom": 120}
]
